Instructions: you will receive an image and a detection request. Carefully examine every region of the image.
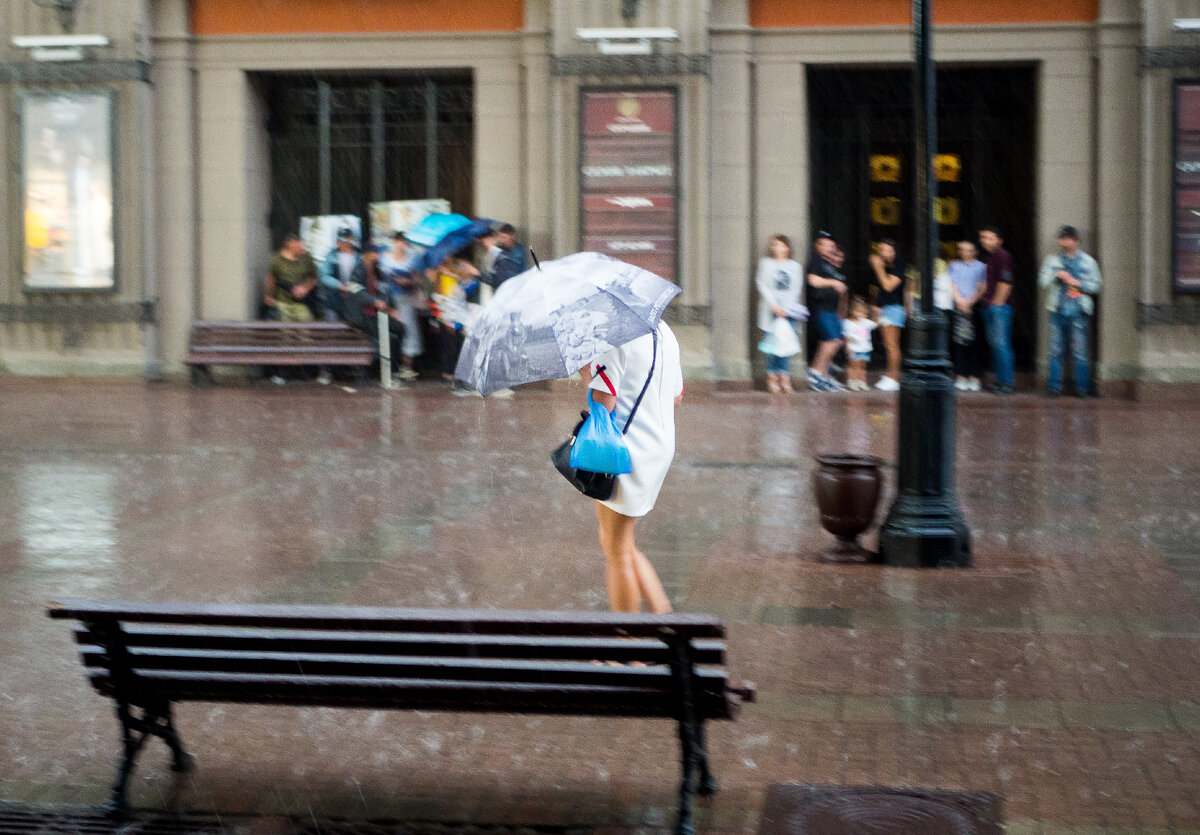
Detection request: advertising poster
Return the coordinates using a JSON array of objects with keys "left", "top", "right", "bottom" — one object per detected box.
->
[
  {"left": 300, "top": 214, "right": 362, "bottom": 270},
  {"left": 21, "top": 91, "right": 115, "bottom": 290},
  {"left": 367, "top": 199, "right": 451, "bottom": 251},
  {"left": 580, "top": 89, "right": 678, "bottom": 283},
  {"left": 1175, "top": 83, "right": 1200, "bottom": 294}
]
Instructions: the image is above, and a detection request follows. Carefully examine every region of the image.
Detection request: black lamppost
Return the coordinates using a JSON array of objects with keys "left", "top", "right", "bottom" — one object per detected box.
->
[{"left": 876, "top": 0, "right": 972, "bottom": 568}]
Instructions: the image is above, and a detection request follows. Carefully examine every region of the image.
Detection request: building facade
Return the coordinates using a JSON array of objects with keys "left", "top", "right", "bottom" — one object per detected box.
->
[{"left": 1, "top": 0, "right": 1197, "bottom": 396}]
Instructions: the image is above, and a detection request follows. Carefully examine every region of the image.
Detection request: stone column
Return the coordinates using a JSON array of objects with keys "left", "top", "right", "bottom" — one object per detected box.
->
[
  {"left": 753, "top": 59, "right": 808, "bottom": 376},
  {"left": 150, "top": 0, "right": 196, "bottom": 372},
  {"left": 1094, "top": 0, "right": 1142, "bottom": 387},
  {"left": 709, "top": 1, "right": 753, "bottom": 380},
  {"left": 195, "top": 68, "right": 257, "bottom": 320}
]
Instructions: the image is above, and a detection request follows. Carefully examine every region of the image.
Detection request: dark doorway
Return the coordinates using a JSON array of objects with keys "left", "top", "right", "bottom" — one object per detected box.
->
[
  {"left": 808, "top": 65, "right": 1038, "bottom": 371},
  {"left": 259, "top": 73, "right": 474, "bottom": 247}
]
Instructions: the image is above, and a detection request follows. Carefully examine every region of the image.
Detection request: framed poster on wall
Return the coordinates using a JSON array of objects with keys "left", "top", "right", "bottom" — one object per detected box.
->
[
  {"left": 579, "top": 88, "right": 678, "bottom": 283},
  {"left": 20, "top": 90, "right": 116, "bottom": 291},
  {"left": 1174, "top": 81, "right": 1200, "bottom": 294}
]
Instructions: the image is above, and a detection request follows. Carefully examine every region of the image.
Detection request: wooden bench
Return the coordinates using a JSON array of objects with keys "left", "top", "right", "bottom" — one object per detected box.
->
[
  {"left": 48, "top": 599, "right": 755, "bottom": 835},
  {"left": 185, "top": 321, "right": 376, "bottom": 385}
]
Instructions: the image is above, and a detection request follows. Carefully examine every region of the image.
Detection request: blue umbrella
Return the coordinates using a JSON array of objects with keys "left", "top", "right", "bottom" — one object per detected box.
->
[
  {"left": 404, "top": 213, "right": 473, "bottom": 247},
  {"left": 413, "top": 218, "right": 495, "bottom": 272}
]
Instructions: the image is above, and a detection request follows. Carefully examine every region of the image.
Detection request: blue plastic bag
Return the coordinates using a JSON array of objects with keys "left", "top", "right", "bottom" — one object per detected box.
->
[{"left": 569, "top": 389, "right": 632, "bottom": 475}]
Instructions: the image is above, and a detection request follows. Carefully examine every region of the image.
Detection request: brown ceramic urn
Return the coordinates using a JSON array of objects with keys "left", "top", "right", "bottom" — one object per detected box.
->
[{"left": 813, "top": 453, "right": 884, "bottom": 563}]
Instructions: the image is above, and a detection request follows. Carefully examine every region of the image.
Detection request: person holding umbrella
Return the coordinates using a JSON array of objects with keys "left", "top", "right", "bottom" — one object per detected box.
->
[
  {"left": 453, "top": 251, "right": 685, "bottom": 612},
  {"left": 586, "top": 320, "right": 684, "bottom": 613}
]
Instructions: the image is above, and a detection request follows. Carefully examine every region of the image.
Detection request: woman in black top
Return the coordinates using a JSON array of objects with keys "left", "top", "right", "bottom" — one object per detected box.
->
[{"left": 868, "top": 239, "right": 908, "bottom": 391}]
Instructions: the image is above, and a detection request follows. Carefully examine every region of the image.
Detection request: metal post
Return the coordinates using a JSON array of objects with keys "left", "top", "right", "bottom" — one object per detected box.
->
[
  {"left": 377, "top": 309, "right": 392, "bottom": 390},
  {"left": 876, "top": 0, "right": 972, "bottom": 568},
  {"left": 424, "top": 78, "right": 438, "bottom": 198},
  {"left": 318, "top": 81, "right": 332, "bottom": 215},
  {"left": 370, "top": 80, "right": 385, "bottom": 203}
]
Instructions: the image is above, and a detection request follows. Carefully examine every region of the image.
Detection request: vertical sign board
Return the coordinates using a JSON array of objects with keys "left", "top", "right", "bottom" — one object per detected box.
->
[
  {"left": 20, "top": 91, "right": 116, "bottom": 291},
  {"left": 1175, "top": 82, "right": 1200, "bottom": 294},
  {"left": 580, "top": 89, "right": 678, "bottom": 283}
]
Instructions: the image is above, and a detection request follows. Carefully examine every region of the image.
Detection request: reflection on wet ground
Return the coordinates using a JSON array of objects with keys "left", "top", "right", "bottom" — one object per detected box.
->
[{"left": 1, "top": 379, "right": 1199, "bottom": 833}]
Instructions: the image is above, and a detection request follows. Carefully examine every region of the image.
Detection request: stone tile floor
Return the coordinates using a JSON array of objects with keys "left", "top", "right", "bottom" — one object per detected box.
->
[{"left": 1, "top": 378, "right": 1199, "bottom": 833}]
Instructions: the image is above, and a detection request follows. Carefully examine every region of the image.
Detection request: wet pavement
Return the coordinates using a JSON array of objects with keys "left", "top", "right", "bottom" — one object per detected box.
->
[{"left": 1, "top": 377, "right": 1199, "bottom": 834}]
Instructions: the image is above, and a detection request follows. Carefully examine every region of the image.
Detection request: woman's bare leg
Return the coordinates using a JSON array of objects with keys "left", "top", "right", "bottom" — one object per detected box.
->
[
  {"left": 596, "top": 502, "right": 641, "bottom": 612},
  {"left": 632, "top": 550, "right": 672, "bottom": 613},
  {"left": 595, "top": 502, "right": 671, "bottom": 613},
  {"left": 882, "top": 325, "right": 902, "bottom": 379}
]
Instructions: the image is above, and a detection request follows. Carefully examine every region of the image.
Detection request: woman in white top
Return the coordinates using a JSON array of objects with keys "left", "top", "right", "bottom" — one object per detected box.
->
[
  {"left": 586, "top": 321, "right": 685, "bottom": 613},
  {"left": 755, "top": 235, "right": 803, "bottom": 393}
]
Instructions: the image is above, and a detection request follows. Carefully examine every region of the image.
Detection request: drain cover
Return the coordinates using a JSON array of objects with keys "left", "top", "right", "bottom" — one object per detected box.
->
[{"left": 757, "top": 785, "right": 1002, "bottom": 835}]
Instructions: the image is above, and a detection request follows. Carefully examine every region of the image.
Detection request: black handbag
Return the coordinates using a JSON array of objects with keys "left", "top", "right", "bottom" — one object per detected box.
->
[{"left": 552, "top": 330, "right": 658, "bottom": 501}]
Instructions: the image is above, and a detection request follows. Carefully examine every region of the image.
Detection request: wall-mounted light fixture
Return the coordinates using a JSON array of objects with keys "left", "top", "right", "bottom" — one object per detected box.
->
[{"left": 576, "top": 27, "right": 678, "bottom": 56}]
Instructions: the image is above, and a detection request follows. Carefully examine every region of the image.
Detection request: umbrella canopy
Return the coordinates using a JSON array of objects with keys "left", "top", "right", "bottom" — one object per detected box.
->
[
  {"left": 404, "top": 213, "right": 473, "bottom": 247},
  {"left": 412, "top": 218, "right": 495, "bottom": 273},
  {"left": 454, "top": 251, "right": 680, "bottom": 396}
]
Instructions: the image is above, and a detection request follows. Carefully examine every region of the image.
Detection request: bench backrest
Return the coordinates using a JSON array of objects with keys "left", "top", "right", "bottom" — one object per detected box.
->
[
  {"left": 189, "top": 321, "right": 373, "bottom": 349},
  {"left": 49, "top": 600, "right": 747, "bottom": 720}
]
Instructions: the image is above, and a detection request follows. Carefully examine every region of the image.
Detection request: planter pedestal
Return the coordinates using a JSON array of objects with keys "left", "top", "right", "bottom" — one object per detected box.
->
[{"left": 813, "top": 453, "right": 884, "bottom": 563}]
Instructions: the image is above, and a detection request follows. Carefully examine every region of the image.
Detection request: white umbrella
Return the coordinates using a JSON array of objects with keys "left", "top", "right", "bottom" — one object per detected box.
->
[{"left": 454, "top": 252, "right": 680, "bottom": 396}]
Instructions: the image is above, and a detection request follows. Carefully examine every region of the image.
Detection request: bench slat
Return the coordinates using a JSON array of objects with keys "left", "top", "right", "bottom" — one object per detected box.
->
[
  {"left": 74, "top": 625, "right": 726, "bottom": 665},
  {"left": 86, "top": 670, "right": 742, "bottom": 719},
  {"left": 51, "top": 600, "right": 726, "bottom": 639},
  {"left": 80, "top": 646, "right": 730, "bottom": 691}
]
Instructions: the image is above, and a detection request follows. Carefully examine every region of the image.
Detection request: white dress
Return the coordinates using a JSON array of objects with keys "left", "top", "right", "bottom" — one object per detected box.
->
[{"left": 587, "top": 322, "right": 684, "bottom": 518}]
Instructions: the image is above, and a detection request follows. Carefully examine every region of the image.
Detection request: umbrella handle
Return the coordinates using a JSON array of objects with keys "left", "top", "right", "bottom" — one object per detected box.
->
[{"left": 530, "top": 249, "right": 541, "bottom": 271}]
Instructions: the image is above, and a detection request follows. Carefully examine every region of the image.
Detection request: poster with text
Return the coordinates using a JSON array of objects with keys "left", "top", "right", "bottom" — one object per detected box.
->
[
  {"left": 580, "top": 89, "right": 678, "bottom": 283},
  {"left": 21, "top": 91, "right": 115, "bottom": 290},
  {"left": 1175, "top": 83, "right": 1200, "bottom": 294}
]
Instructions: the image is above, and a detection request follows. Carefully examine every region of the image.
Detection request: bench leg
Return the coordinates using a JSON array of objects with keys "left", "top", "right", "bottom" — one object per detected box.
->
[
  {"left": 107, "top": 700, "right": 193, "bottom": 816},
  {"left": 695, "top": 720, "right": 717, "bottom": 796},
  {"left": 189, "top": 365, "right": 212, "bottom": 387},
  {"left": 674, "top": 714, "right": 699, "bottom": 835}
]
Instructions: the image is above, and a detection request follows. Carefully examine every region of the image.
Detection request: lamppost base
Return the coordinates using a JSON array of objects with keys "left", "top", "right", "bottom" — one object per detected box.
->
[{"left": 877, "top": 497, "right": 971, "bottom": 568}]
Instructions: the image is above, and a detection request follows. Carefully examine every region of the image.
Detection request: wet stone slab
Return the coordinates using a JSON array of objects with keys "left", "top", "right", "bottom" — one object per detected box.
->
[{"left": 1, "top": 380, "right": 1200, "bottom": 832}]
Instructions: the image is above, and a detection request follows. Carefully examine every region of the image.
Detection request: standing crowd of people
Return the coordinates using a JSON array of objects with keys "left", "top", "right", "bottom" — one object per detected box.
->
[
  {"left": 261, "top": 222, "right": 528, "bottom": 391},
  {"left": 757, "top": 224, "right": 1102, "bottom": 397}
]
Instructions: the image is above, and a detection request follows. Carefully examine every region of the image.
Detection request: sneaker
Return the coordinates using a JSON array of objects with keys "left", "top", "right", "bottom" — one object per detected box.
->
[
  {"left": 490, "top": 387, "right": 515, "bottom": 399},
  {"left": 807, "top": 372, "right": 834, "bottom": 392},
  {"left": 954, "top": 378, "right": 969, "bottom": 391},
  {"left": 397, "top": 367, "right": 419, "bottom": 381},
  {"left": 452, "top": 386, "right": 473, "bottom": 397},
  {"left": 316, "top": 371, "right": 333, "bottom": 386},
  {"left": 269, "top": 375, "right": 286, "bottom": 386},
  {"left": 968, "top": 378, "right": 982, "bottom": 391},
  {"left": 875, "top": 375, "right": 900, "bottom": 392}
]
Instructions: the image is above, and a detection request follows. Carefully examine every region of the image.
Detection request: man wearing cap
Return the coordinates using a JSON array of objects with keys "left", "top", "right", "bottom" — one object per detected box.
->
[
  {"left": 320, "top": 227, "right": 367, "bottom": 323},
  {"left": 1038, "top": 225, "right": 1103, "bottom": 398}
]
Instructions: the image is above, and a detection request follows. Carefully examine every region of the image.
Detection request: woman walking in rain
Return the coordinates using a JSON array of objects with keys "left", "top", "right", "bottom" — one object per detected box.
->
[{"left": 585, "top": 320, "right": 685, "bottom": 613}]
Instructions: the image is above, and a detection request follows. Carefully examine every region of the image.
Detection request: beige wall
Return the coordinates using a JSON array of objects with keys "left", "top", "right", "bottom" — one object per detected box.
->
[{"left": 5, "top": 0, "right": 1198, "bottom": 390}]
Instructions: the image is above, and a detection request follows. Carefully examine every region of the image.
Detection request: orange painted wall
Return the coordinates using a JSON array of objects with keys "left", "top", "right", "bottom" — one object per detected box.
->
[
  {"left": 750, "top": 0, "right": 1098, "bottom": 28},
  {"left": 192, "top": 0, "right": 523, "bottom": 36}
]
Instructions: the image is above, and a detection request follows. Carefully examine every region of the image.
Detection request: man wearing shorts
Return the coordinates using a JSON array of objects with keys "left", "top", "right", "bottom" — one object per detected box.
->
[{"left": 805, "top": 231, "right": 848, "bottom": 391}]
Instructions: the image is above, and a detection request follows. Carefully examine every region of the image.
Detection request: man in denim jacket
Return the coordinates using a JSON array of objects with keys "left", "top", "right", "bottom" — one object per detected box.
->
[{"left": 1038, "top": 225, "right": 1102, "bottom": 398}]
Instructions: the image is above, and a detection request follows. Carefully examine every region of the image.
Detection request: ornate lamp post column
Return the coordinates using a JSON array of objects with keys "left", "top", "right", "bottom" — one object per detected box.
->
[{"left": 876, "top": 0, "right": 972, "bottom": 567}]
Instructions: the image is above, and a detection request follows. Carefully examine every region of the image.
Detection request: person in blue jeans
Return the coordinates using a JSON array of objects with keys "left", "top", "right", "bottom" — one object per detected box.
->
[
  {"left": 978, "top": 226, "right": 1015, "bottom": 394},
  {"left": 1037, "top": 225, "right": 1103, "bottom": 398},
  {"left": 805, "top": 231, "right": 848, "bottom": 391}
]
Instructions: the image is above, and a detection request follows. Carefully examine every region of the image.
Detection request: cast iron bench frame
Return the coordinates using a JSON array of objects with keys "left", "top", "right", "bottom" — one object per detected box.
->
[
  {"left": 185, "top": 321, "right": 375, "bottom": 386},
  {"left": 48, "top": 599, "right": 755, "bottom": 835}
]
